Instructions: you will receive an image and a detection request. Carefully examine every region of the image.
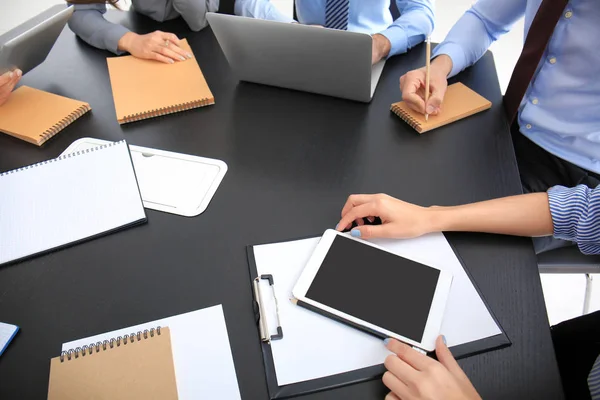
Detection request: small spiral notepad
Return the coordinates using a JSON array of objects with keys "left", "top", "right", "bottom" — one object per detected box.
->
[
  {"left": 0, "top": 140, "right": 146, "bottom": 265},
  {"left": 391, "top": 83, "right": 491, "bottom": 134},
  {"left": 0, "top": 86, "right": 90, "bottom": 145},
  {"left": 48, "top": 327, "right": 178, "bottom": 400},
  {"left": 107, "top": 39, "right": 214, "bottom": 124}
]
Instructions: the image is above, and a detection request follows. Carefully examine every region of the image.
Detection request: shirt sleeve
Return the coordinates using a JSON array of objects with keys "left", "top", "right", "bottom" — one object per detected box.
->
[
  {"left": 67, "top": 4, "right": 130, "bottom": 55},
  {"left": 548, "top": 185, "right": 600, "bottom": 255},
  {"left": 431, "top": 0, "right": 526, "bottom": 77},
  {"left": 173, "top": 0, "right": 220, "bottom": 31},
  {"left": 378, "top": 0, "right": 434, "bottom": 57},
  {"left": 234, "top": 0, "right": 295, "bottom": 23}
]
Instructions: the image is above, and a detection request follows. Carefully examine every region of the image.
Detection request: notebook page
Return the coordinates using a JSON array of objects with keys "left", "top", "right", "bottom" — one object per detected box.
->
[
  {"left": 392, "top": 83, "right": 491, "bottom": 133},
  {"left": 253, "top": 233, "right": 502, "bottom": 385},
  {"left": 0, "top": 141, "right": 146, "bottom": 265},
  {"left": 62, "top": 305, "right": 241, "bottom": 400},
  {"left": 0, "top": 322, "right": 18, "bottom": 356}
]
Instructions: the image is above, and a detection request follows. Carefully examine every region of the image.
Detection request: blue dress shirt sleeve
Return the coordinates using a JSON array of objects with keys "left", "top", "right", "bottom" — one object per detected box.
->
[
  {"left": 234, "top": 0, "right": 295, "bottom": 23},
  {"left": 68, "top": 4, "right": 130, "bottom": 55},
  {"left": 431, "top": 0, "right": 526, "bottom": 77},
  {"left": 548, "top": 185, "right": 600, "bottom": 255},
  {"left": 379, "top": 0, "right": 434, "bottom": 57}
]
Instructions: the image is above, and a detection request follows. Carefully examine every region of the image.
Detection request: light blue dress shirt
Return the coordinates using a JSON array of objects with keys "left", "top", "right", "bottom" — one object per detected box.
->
[
  {"left": 432, "top": 0, "right": 600, "bottom": 175},
  {"left": 234, "top": 0, "right": 434, "bottom": 57}
]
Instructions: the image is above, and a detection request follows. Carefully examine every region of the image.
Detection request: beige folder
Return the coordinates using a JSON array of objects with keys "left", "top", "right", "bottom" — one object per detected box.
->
[
  {"left": 0, "top": 86, "right": 90, "bottom": 145},
  {"left": 107, "top": 38, "right": 214, "bottom": 124},
  {"left": 391, "top": 83, "right": 492, "bottom": 134},
  {"left": 47, "top": 327, "right": 178, "bottom": 400}
]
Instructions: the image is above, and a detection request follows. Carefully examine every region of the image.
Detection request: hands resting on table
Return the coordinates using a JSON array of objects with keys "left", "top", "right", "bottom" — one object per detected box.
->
[
  {"left": 335, "top": 191, "right": 555, "bottom": 399},
  {"left": 117, "top": 31, "right": 194, "bottom": 64},
  {"left": 0, "top": 69, "right": 22, "bottom": 106},
  {"left": 383, "top": 337, "right": 481, "bottom": 400}
]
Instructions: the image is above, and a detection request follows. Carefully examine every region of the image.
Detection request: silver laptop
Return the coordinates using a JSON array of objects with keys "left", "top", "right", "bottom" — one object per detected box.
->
[
  {"left": 0, "top": 4, "right": 74, "bottom": 76},
  {"left": 207, "top": 13, "right": 385, "bottom": 102}
]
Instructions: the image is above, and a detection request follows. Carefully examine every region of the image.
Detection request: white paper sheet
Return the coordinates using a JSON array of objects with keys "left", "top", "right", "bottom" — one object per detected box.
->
[
  {"left": 62, "top": 305, "right": 241, "bottom": 400},
  {"left": 253, "top": 233, "right": 502, "bottom": 386},
  {"left": 0, "top": 141, "right": 146, "bottom": 265},
  {"left": 61, "top": 138, "right": 227, "bottom": 217}
]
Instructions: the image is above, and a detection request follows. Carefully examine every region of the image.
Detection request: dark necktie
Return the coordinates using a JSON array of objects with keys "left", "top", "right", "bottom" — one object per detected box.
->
[
  {"left": 325, "top": 0, "right": 350, "bottom": 30},
  {"left": 503, "top": 0, "right": 570, "bottom": 123}
]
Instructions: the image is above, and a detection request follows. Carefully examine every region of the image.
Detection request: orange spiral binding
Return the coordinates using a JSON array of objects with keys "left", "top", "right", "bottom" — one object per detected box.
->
[
  {"left": 59, "top": 326, "right": 162, "bottom": 362},
  {"left": 120, "top": 98, "right": 215, "bottom": 124},
  {"left": 38, "top": 104, "right": 91, "bottom": 144},
  {"left": 390, "top": 104, "right": 422, "bottom": 131}
]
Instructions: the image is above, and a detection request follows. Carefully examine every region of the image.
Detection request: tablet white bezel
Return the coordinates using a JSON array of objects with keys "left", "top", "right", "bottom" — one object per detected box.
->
[{"left": 292, "top": 229, "right": 453, "bottom": 352}]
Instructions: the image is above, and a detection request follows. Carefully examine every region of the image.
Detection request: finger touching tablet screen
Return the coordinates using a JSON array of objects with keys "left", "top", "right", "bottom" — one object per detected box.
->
[{"left": 292, "top": 229, "right": 452, "bottom": 352}]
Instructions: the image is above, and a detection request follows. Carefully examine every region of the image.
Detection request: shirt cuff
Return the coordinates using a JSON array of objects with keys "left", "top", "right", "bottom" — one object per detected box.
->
[
  {"left": 431, "top": 42, "right": 467, "bottom": 78},
  {"left": 547, "top": 185, "right": 583, "bottom": 242},
  {"left": 379, "top": 26, "right": 408, "bottom": 58},
  {"left": 105, "top": 24, "right": 131, "bottom": 55}
]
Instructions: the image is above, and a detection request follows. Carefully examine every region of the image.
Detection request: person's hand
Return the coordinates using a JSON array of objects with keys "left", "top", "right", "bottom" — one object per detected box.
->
[
  {"left": 383, "top": 336, "right": 481, "bottom": 400},
  {"left": 336, "top": 194, "right": 438, "bottom": 239},
  {"left": 399, "top": 54, "right": 453, "bottom": 115},
  {"left": 0, "top": 69, "right": 21, "bottom": 106},
  {"left": 117, "top": 31, "right": 193, "bottom": 64},
  {"left": 372, "top": 34, "right": 391, "bottom": 64}
]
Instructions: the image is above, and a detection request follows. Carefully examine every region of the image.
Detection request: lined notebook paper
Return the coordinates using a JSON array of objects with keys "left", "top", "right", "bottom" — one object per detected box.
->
[
  {"left": 48, "top": 327, "right": 178, "bottom": 400},
  {"left": 62, "top": 305, "right": 241, "bottom": 400},
  {"left": 107, "top": 39, "right": 214, "bottom": 124},
  {"left": 0, "top": 140, "right": 146, "bottom": 265},
  {"left": 0, "top": 323, "right": 19, "bottom": 356},
  {"left": 0, "top": 86, "right": 90, "bottom": 145},
  {"left": 391, "top": 83, "right": 491, "bottom": 133}
]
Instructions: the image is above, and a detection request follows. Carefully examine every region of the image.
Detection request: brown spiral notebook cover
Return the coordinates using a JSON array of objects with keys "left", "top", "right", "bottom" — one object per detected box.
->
[
  {"left": 391, "top": 83, "right": 491, "bottom": 134},
  {"left": 107, "top": 39, "right": 214, "bottom": 124},
  {"left": 47, "top": 326, "right": 178, "bottom": 400},
  {"left": 0, "top": 86, "right": 90, "bottom": 146}
]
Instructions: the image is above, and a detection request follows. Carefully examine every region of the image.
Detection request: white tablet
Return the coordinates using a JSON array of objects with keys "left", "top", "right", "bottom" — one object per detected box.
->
[{"left": 292, "top": 229, "right": 453, "bottom": 352}]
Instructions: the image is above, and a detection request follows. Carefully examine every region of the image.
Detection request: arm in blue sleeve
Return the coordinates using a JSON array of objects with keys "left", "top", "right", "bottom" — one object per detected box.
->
[
  {"left": 67, "top": 4, "right": 130, "bottom": 54},
  {"left": 234, "top": 0, "right": 295, "bottom": 22},
  {"left": 431, "top": 0, "right": 526, "bottom": 77},
  {"left": 172, "top": 0, "right": 219, "bottom": 31},
  {"left": 379, "top": 0, "right": 434, "bottom": 57},
  {"left": 548, "top": 185, "right": 600, "bottom": 255}
]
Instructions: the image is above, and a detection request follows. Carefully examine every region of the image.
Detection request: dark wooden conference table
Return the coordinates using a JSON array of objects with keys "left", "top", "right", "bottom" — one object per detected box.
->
[{"left": 0, "top": 11, "right": 564, "bottom": 400}]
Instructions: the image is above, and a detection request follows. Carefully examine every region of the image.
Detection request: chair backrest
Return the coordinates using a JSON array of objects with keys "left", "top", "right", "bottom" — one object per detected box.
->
[{"left": 537, "top": 246, "right": 600, "bottom": 274}]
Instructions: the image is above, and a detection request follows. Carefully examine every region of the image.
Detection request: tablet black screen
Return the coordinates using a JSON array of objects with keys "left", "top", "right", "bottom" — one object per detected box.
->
[{"left": 305, "top": 235, "right": 440, "bottom": 342}]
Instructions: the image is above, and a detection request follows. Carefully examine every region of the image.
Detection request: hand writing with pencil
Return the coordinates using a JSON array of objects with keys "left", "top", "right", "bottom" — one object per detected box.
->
[{"left": 399, "top": 54, "right": 453, "bottom": 117}]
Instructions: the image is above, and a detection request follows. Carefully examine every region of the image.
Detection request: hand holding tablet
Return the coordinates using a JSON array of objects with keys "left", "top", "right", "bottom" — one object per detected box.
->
[{"left": 292, "top": 229, "right": 452, "bottom": 352}]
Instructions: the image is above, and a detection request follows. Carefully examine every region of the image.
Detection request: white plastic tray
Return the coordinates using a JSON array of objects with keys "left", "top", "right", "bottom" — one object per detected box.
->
[{"left": 61, "top": 138, "right": 227, "bottom": 217}]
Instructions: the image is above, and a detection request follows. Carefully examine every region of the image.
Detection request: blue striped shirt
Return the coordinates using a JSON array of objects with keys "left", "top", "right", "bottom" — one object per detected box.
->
[{"left": 548, "top": 185, "right": 600, "bottom": 255}]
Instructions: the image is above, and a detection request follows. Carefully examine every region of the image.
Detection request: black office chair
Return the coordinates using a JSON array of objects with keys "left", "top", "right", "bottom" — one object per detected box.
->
[{"left": 538, "top": 246, "right": 600, "bottom": 315}]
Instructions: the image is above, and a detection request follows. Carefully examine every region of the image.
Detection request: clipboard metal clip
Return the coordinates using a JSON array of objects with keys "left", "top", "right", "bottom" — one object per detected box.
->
[{"left": 253, "top": 274, "right": 284, "bottom": 343}]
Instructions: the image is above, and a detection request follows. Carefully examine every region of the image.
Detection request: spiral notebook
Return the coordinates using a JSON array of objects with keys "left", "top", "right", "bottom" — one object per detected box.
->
[
  {"left": 48, "top": 327, "right": 178, "bottom": 400},
  {"left": 59, "top": 305, "right": 242, "bottom": 400},
  {"left": 0, "top": 86, "right": 90, "bottom": 145},
  {"left": 107, "top": 39, "right": 214, "bottom": 124},
  {"left": 0, "top": 140, "right": 146, "bottom": 265},
  {"left": 391, "top": 83, "right": 491, "bottom": 134}
]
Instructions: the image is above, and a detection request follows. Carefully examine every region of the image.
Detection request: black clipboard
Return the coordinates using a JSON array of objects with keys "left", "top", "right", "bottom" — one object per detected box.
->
[{"left": 246, "top": 233, "right": 511, "bottom": 399}]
